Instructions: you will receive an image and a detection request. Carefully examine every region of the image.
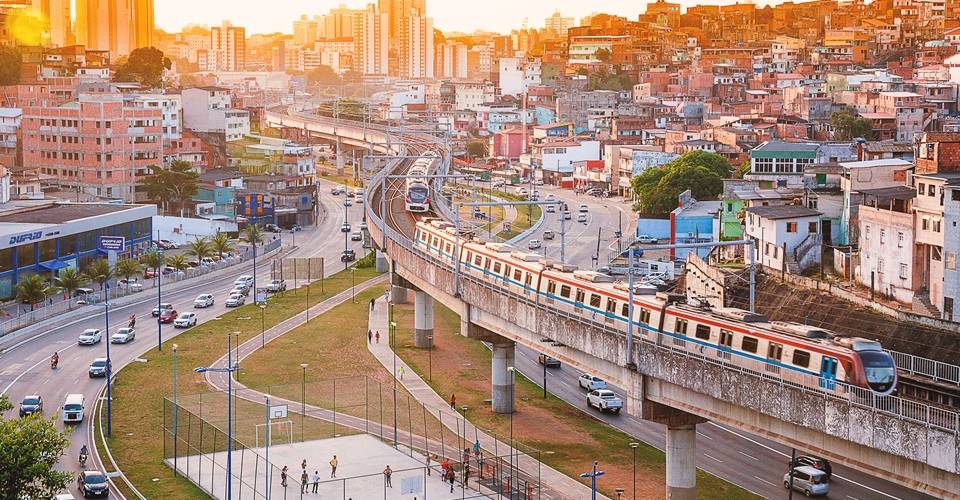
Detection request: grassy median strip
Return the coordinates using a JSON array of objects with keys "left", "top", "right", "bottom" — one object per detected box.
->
[
  {"left": 392, "top": 302, "right": 760, "bottom": 500},
  {"left": 493, "top": 191, "right": 542, "bottom": 240},
  {"left": 106, "top": 266, "right": 382, "bottom": 499}
]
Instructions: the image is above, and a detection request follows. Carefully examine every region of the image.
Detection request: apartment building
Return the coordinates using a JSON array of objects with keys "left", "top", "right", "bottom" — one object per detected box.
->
[
  {"left": 21, "top": 82, "right": 163, "bottom": 201},
  {"left": 209, "top": 22, "right": 246, "bottom": 72},
  {"left": 182, "top": 87, "right": 250, "bottom": 142}
]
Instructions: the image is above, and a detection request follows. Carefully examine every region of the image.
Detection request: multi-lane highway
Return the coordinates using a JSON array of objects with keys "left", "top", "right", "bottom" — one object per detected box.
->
[{"left": 0, "top": 179, "right": 363, "bottom": 491}]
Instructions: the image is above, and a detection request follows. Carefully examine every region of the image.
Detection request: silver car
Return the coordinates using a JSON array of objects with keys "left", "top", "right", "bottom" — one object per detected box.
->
[
  {"left": 783, "top": 466, "right": 830, "bottom": 496},
  {"left": 110, "top": 327, "right": 136, "bottom": 344},
  {"left": 77, "top": 328, "right": 102, "bottom": 345}
]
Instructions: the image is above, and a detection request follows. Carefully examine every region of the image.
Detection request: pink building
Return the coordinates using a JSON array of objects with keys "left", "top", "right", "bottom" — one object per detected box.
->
[
  {"left": 489, "top": 127, "right": 525, "bottom": 159},
  {"left": 21, "top": 82, "right": 163, "bottom": 201}
]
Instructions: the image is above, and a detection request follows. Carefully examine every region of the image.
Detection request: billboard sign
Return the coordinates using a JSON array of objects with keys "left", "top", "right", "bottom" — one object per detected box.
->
[{"left": 98, "top": 236, "right": 125, "bottom": 252}]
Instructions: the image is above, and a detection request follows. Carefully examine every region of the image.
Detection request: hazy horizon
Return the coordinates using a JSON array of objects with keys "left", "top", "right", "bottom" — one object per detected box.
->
[{"left": 155, "top": 0, "right": 776, "bottom": 36}]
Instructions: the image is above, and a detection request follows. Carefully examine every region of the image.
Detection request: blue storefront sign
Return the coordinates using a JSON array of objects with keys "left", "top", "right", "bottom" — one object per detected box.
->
[{"left": 98, "top": 236, "right": 125, "bottom": 252}]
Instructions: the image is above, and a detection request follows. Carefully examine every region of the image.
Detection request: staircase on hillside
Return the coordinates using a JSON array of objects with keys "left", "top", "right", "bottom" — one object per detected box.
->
[{"left": 912, "top": 292, "right": 941, "bottom": 318}]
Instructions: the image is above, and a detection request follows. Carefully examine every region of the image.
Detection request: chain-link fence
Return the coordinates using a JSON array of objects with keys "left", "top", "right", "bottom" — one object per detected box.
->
[{"left": 164, "top": 376, "right": 541, "bottom": 499}]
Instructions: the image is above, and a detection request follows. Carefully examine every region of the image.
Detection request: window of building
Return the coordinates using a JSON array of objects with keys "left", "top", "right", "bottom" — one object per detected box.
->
[
  {"left": 39, "top": 240, "right": 55, "bottom": 262},
  {"left": 792, "top": 350, "right": 810, "bottom": 368},
  {"left": 923, "top": 217, "right": 930, "bottom": 231},
  {"left": 17, "top": 243, "right": 35, "bottom": 267},
  {"left": 929, "top": 184, "right": 936, "bottom": 196},
  {"left": 865, "top": 225, "right": 870, "bottom": 240},
  {"left": 899, "top": 263, "right": 908, "bottom": 279},
  {"left": 952, "top": 190, "right": 960, "bottom": 202},
  {"left": 880, "top": 229, "right": 886, "bottom": 244},
  {"left": 0, "top": 248, "right": 11, "bottom": 273},
  {"left": 934, "top": 219, "right": 941, "bottom": 232},
  {"left": 878, "top": 259, "right": 885, "bottom": 273},
  {"left": 897, "top": 232, "right": 904, "bottom": 248}
]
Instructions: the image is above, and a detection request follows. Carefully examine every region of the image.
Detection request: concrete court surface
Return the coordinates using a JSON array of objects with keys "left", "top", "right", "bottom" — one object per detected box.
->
[{"left": 167, "top": 433, "right": 493, "bottom": 500}]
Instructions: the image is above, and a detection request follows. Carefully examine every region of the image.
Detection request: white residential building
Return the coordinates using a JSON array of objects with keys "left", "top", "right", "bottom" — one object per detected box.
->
[
  {"left": 453, "top": 82, "right": 495, "bottom": 112},
  {"left": 125, "top": 93, "right": 182, "bottom": 142},
  {"left": 182, "top": 87, "right": 250, "bottom": 142},
  {"left": 209, "top": 22, "right": 246, "bottom": 72},
  {"left": 856, "top": 186, "right": 919, "bottom": 304},
  {"left": 352, "top": 4, "right": 389, "bottom": 75},
  {"left": 745, "top": 205, "right": 822, "bottom": 272},
  {"left": 498, "top": 58, "right": 541, "bottom": 97}
]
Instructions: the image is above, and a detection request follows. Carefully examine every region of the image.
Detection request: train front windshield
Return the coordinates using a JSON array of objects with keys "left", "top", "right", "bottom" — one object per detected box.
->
[
  {"left": 859, "top": 350, "right": 897, "bottom": 394},
  {"left": 409, "top": 186, "right": 429, "bottom": 203}
]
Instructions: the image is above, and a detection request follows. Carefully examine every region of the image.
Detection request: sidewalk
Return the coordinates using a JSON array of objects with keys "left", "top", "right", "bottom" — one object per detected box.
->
[{"left": 366, "top": 295, "right": 603, "bottom": 500}]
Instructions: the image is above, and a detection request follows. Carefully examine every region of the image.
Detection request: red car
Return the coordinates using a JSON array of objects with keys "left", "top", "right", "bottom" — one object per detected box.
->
[{"left": 159, "top": 309, "right": 178, "bottom": 324}]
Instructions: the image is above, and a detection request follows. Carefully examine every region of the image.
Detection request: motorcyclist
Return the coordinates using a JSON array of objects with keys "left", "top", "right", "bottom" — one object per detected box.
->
[
  {"left": 79, "top": 444, "right": 89, "bottom": 466},
  {"left": 51, "top": 352, "right": 59, "bottom": 369}
]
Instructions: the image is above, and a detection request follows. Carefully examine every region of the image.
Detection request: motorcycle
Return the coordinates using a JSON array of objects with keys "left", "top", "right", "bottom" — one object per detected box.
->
[
  {"left": 50, "top": 357, "right": 58, "bottom": 370},
  {"left": 79, "top": 452, "right": 88, "bottom": 467}
]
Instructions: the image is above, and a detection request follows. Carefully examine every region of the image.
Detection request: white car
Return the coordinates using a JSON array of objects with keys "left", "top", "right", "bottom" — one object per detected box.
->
[
  {"left": 543, "top": 230, "right": 555, "bottom": 240},
  {"left": 578, "top": 374, "right": 607, "bottom": 391},
  {"left": 360, "top": 222, "right": 368, "bottom": 231},
  {"left": 341, "top": 222, "right": 351, "bottom": 233},
  {"left": 344, "top": 198, "right": 353, "bottom": 206},
  {"left": 528, "top": 239, "right": 542, "bottom": 250},
  {"left": 118, "top": 279, "right": 143, "bottom": 292},
  {"left": 194, "top": 294, "right": 215, "bottom": 308},
  {"left": 77, "top": 329, "right": 102, "bottom": 345},
  {"left": 578, "top": 204, "right": 589, "bottom": 213},
  {"left": 355, "top": 195, "right": 364, "bottom": 204},
  {"left": 563, "top": 211, "right": 572, "bottom": 220},
  {"left": 587, "top": 389, "right": 623, "bottom": 414},
  {"left": 351, "top": 231, "right": 363, "bottom": 241},
  {"left": 577, "top": 213, "right": 588, "bottom": 223},
  {"left": 637, "top": 235, "right": 660, "bottom": 244},
  {"left": 235, "top": 275, "right": 254, "bottom": 287},
  {"left": 546, "top": 205, "right": 556, "bottom": 213},
  {"left": 174, "top": 312, "right": 198, "bottom": 328},
  {"left": 110, "top": 327, "right": 136, "bottom": 344},
  {"left": 225, "top": 293, "right": 245, "bottom": 307}
]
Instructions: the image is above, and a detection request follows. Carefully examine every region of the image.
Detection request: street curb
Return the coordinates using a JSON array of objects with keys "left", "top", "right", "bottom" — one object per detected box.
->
[{"left": 507, "top": 204, "right": 546, "bottom": 246}]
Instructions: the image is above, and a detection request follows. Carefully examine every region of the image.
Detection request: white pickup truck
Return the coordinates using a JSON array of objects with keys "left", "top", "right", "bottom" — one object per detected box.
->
[{"left": 587, "top": 389, "right": 623, "bottom": 414}]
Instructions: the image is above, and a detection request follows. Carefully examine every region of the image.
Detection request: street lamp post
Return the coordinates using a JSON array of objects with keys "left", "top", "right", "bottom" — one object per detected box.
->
[
  {"left": 579, "top": 461, "right": 605, "bottom": 500},
  {"left": 350, "top": 268, "right": 356, "bottom": 303},
  {"left": 259, "top": 303, "right": 266, "bottom": 348},
  {"left": 426, "top": 335, "right": 433, "bottom": 382},
  {"left": 264, "top": 394, "right": 271, "bottom": 500},
  {"left": 102, "top": 291, "right": 113, "bottom": 436},
  {"left": 172, "top": 343, "right": 178, "bottom": 477},
  {"left": 194, "top": 335, "right": 239, "bottom": 499},
  {"left": 156, "top": 234, "right": 163, "bottom": 352},
  {"left": 630, "top": 442, "right": 639, "bottom": 499},
  {"left": 300, "top": 363, "right": 308, "bottom": 442},
  {"left": 390, "top": 318, "right": 398, "bottom": 448},
  {"left": 507, "top": 365, "right": 516, "bottom": 493}
]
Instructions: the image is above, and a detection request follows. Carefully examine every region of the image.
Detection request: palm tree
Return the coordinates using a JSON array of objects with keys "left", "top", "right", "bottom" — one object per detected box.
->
[
  {"left": 166, "top": 255, "right": 189, "bottom": 272},
  {"left": 242, "top": 224, "right": 264, "bottom": 248},
  {"left": 114, "top": 258, "right": 142, "bottom": 285},
  {"left": 84, "top": 259, "right": 114, "bottom": 301},
  {"left": 52, "top": 268, "right": 87, "bottom": 308},
  {"left": 16, "top": 274, "right": 51, "bottom": 311},
  {"left": 141, "top": 249, "right": 165, "bottom": 269},
  {"left": 210, "top": 232, "right": 235, "bottom": 259},
  {"left": 186, "top": 236, "right": 213, "bottom": 262}
]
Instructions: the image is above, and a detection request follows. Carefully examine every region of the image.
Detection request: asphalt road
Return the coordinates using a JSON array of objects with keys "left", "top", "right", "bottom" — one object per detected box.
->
[
  {"left": 505, "top": 187, "right": 929, "bottom": 499},
  {"left": 0, "top": 179, "right": 363, "bottom": 493}
]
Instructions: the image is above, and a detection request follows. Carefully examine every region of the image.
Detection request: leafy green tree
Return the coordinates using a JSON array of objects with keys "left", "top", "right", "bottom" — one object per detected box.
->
[
  {"left": 210, "top": 232, "right": 235, "bottom": 259},
  {"left": 52, "top": 268, "right": 87, "bottom": 306},
  {"left": 0, "top": 394, "right": 72, "bottom": 498},
  {"left": 114, "top": 258, "right": 142, "bottom": 284},
  {"left": 113, "top": 47, "right": 171, "bottom": 88},
  {"left": 141, "top": 249, "right": 165, "bottom": 269},
  {"left": 594, "top": 47, "right": 612, "bottom": 63},
  {"left": 307, "top": 64, "right": 341, "bottom": 86},
  {"left": 166, "top": 254, "right": 189, "bottom": 272},
  {"left": 631, "top": 151, "right": 731, "bottom": 213},
  {"left": 829, "top": 108, "right": 876, "bottom": 141},
  {"left": 0, "top": 45, "right": 22, "bottom": 85},
  {"left": 15, "top": 275, "right": 51, "bottom": 310},
  {"left": 735, "top": 160, "right": 751, "bottom": 179},
  {"left": 83, "top": 259, "right": 114, "bottom": 300},
  {"left": 142, "top": 161, "right": 199, "bottom": 215},
  {"left": 465, "top": 140, "right": 488, "bottom": 160},
  {"left": 242, "top": 224, "right": 264, "bottom": 247},
  {"left": 186, "top": 236, "right": 212, "bottom": 261}
]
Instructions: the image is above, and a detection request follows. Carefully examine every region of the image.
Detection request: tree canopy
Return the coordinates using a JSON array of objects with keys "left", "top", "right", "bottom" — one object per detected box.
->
[
  {"left": 142, "top": 161, "right": 200, "bottom": 215},
  {"left": 0, "top": 395, "right": 72, "bottom": 498},
  {"left": 113, "top": 47, "right": 171, "bottom": 88},
  {"left": 0, "top": 46, "right": 22, "bottom": 85},
  {"left": 465, "top": 140, "right": 488, "bottom": 160},
  {"left": 631, "top": 151, "right": 731, "bottom": 214},
  {"left": 306, "top": 64, "right": 341, "bottom": 87},
  {"left": 829, "top": 108, "right": 876, "bottom": 141},
  {"left": 587, "top": 68, "right": 633, "bottom": 91}
]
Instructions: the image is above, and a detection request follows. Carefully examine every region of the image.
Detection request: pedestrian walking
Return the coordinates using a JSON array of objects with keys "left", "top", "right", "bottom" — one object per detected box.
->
[
  {"left": 426, "top": 454, "right": 432, "bottom": 476},
  {"left": 312, "top": 470, "right": 321, "bottom": 493},
  {"left": 375, "top": 330, "right": 380, "bottom": 343},
  {"left": 383, "top": 465, "right": 393, "bottom": 487},
  {"left": 301, "top": 458, "right": 307, "bottom": 474},
  {"left": 473, "top": 439, "right": 481, "bottom": 458},
  {"left": 449, "top": 393, "right": 456, "bottom": 409},
  {"left": 370, "top": 297, "right": 375, "bottom": 311},
  {"left": 464, "top": 463, "right": 470, "bottom": 487},
  {"left": 368, "top": 329, "right": 372, "bottom": 343},
  {"left": 399, "top": 366, "right": 405, "bottom": 380},
  {"left": 300, "top": 470, "right": 308, "bottom": 493},
  {"left": 446, "top": 468, "right": 456, "bottom": 492},
  {"left": 281, "top": 466, "right": 288, "bottom": 488},
  {"left": 329, "top": 455, "right": 338, "bottom": 478},
  {"left": 441, "top": 458, "right": 450, "bottom": 477}
]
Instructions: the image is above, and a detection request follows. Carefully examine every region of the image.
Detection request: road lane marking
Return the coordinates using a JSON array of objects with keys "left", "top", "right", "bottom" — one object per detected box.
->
[
  {"left": 703, "top": 453, "right": 723, "bottom": 462},
  {"left": 753, "top": 475, "right": 777, "bottom": 487},
  {"left": 696, "top": 431, "right": 713, "bottom": 440},
  {"left": 738, "top": 451, "right": 760, "bottom": 461}
]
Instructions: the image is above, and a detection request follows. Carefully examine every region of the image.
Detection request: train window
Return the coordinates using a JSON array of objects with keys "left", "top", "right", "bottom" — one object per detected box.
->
[
  {"left": 792, "top": 350, "right": 810, "bottom": 368},
  {"left": 639, "top": 308, "right": 651, "bottom": 323},
  {"left": 767, "top": 342, "right": 783, "bottom": 361},
  {"left": 547, "top": 281, "right": 557, "bottom": 294},
  {"left": 513, "top": 269, "right": 522, "bottom": 281},
  {"left": 719, "top": 330, "right": 734, "bottom": 347},
  {"left": 575, "top": 289, "right": 585, "bottom": 304},
  {"left": 415, "top": 229, "right": 421, "bottom": 241},
  {"left": 504, "top": 265, "right": 511, "bottom": 278},
  {"left": 589, "top": 294, "right": 602, "bottom": 308},
  {"left": 621, "top": 303, "right": 630, "bottom": 317},
  {"left": 493, "top": 262, "right": 502, "bottom": 274},
  {"left": 524, "top": 274, "right": 532, "bottom": 287},
  {"left": 606, "top": 299, "right": 617, "bottom": 314},
  {"left": 474, "top": 255, "right": 483, "bottom": 266},
  {"left": 445, "top": 243, "right": 452, "bottom": 254},
  {"left": 432, "top": 236, "right": 440, "bottom": 248},
  {"left": 741, "top": 336, "right": 759, "bottom": 353},
  {"left": 674, "top": 318, "right": 688, "bottom": 335},
  {"left": 465, "top": 251, "right": 472, "bottom": 263},
  {"left": 694, "top": 324, "right": 711, "bottom": 340},
  {"left": 560, "top": 284, "right": 571, "bottom": 298}
]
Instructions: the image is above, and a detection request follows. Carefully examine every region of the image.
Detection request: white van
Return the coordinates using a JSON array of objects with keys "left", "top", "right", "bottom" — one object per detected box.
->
[{"left": 62, "top": 394, "right": 84, "bottom": 423}]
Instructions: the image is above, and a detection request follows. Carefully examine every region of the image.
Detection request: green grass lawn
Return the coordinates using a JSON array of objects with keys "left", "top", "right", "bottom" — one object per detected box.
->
[
  {"left": 105, "top": 266, "right": 382, "bottom": 499},
  {"left": 392, "top": 302, "right": 760, "bottom": 500}
]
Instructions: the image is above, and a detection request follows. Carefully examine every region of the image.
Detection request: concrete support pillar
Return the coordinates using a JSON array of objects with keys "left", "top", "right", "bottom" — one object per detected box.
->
[
  {"left": 414, "top": 291, "right": 434, "bottom": 348},
  {"left": 665, "top": 424, "right": 697, "bottom": 500},
  {"left": 491, "top": 340, "right": 516, "bottom": 414},
  {"left": 375, "top": 250, "right": 388, "bottom": 273},
  {"left": 336, "top": 137, "right": 344, "bottom": 175},
  {"left": 390, "top": 285, "right": 408, "bottom": 304}
]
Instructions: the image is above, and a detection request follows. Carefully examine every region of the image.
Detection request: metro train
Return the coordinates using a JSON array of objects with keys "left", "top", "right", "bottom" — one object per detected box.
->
[
  {"left": 413, "top": 218, "right": 898, "bottom": 396},
  {"left": 405, "top": 151, "right": 438, "bottom": 213}
]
